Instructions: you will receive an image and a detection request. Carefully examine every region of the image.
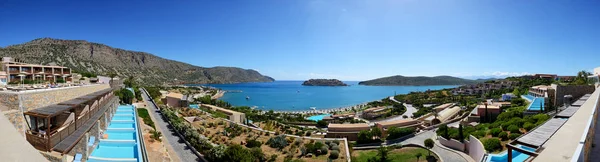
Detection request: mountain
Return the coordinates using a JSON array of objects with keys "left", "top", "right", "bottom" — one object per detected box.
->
[
  {"left": 0, "top": 38, "right": 274, "bottom": 85},
  {"left": 358, "top": 75, "right": 480, "bottom": 86}
]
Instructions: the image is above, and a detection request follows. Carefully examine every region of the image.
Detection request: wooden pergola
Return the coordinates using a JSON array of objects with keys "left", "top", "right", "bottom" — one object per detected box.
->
[{"left": 23, "top": 88, "right": 115, "bottom": 152}]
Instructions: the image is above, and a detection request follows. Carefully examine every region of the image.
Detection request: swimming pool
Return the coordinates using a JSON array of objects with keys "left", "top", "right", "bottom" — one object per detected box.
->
[
  {"left": 88, "top": 105, "right": 142, "bottom": 162},
  {"left": 527, "top": 97, "right": 545, "bottom": 111},
  {"left": 189, "top": 104, "right": 199, "bottom": 109},
  {"left": 487, "top": 144, "right": 536, "bottom": 162},
  {"left": 307, "top": 114, "right": 331, "bottom": 121},
  {"left": 523, "top": 94, "right": 535, "bottom": 101}
]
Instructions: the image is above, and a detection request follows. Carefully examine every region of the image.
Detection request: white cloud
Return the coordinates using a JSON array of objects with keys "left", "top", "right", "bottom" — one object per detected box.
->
[{"left": 483, "top": 71, "right": 531, "bottom": 77}]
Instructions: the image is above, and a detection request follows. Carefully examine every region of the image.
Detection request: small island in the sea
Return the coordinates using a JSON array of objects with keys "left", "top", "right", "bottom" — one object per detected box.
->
[{"left": 302, "top": 79, "right": 348, "bottom": 86}]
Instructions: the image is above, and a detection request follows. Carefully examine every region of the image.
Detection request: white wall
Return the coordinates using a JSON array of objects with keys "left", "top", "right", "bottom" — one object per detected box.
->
[
  {"left": 439, "top": 136, "right": 465, "bottom": 151},
  {"left": 466, "top": 135, "right": 485, "bottom": 162}
]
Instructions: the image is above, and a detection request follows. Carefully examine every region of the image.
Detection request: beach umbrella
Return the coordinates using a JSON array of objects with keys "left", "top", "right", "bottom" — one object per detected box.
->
[{"left": 17, "top": 73, "right": 26, "bottom": 88}]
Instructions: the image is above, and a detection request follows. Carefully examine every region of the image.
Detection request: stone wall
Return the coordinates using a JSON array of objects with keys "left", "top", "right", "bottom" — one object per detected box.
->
[
  {"left": 1, "top": 84, "right": 111, "bottom": 135},
  {"left": 552, "top": 84, "right": 596, "bottom": 107}
]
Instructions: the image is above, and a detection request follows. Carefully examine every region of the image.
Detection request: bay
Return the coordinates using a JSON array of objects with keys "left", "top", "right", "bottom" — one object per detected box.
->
[{"left": 199, "top": 81, "right": 457, "bottom": 111}]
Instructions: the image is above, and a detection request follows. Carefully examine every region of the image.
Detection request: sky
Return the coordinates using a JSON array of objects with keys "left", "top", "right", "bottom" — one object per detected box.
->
[{"left": 1, "top": 0, "right": 599, "bottom": 81}]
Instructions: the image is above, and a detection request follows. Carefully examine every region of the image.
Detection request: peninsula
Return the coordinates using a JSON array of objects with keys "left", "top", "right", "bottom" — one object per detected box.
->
[
  {"left": 302, "top": 79, "right": 348, "bottom": 86},
  {"left": 359, "top": 75, "right": 479, "bottom": 86}
]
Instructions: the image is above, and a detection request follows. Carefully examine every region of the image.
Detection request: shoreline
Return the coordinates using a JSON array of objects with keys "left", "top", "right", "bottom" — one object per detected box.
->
[{"left": 211, "top": 90, "right": 225, "bottom": 99}]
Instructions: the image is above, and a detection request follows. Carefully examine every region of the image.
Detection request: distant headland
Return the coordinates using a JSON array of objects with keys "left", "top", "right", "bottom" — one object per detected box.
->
[{"left": 302, "top": 79, "right": 348, "bottom": 86}]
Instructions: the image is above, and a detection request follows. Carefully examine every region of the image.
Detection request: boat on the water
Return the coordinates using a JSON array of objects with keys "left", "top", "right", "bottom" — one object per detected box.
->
[{"left": 310, "top": 107, "right": 317, "bottom": 110}]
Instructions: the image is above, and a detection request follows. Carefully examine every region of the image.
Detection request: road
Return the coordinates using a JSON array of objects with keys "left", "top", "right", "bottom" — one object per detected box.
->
[
  {"left": 395, "top": 130, "right": 474, "bottom": 162},
  {"left": 375, "top": 96, "right": 418, "bottom": 122},
  {"left": 140, "top": 88, "right": 202, "bottom": 162}
]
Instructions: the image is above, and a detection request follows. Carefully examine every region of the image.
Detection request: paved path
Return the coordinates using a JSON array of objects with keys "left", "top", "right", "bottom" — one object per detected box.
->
[
  {"left": 140, "top": 88, "right": 202, "bottom": 162},
  {"left": 395, "top": 130, "right": 473, "bottom": 162},
  {"left": 374, "top": 97, "right": 417, "bottom": 122}
]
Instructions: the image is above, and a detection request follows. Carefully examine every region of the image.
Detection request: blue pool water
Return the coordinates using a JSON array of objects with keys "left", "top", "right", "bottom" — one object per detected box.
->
[
  {"left": 198, "top": 81, "right": 457, "bottom": 111},
  {"left": 527, "top": 96, "right": 545, "bottom": 111},
  {"left": 307, "top": 114, "right": 332, "bottom": 121},
  {"left": 189, "top": 104, "right": 199, "bottom": 109},
  {"left": 487, "top": 145, "right": 536, "bottom": 162},
  {"left": 88, "top": 105, "right": 141, "bottom": 162},
  {"left": 523, "top": 94, "right": 535, "bottom": 101}
]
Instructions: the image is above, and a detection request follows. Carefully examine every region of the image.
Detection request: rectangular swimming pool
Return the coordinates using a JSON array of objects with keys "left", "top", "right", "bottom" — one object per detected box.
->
[
  {"left": 89, "top": 105, "right": 141, "bottom": 162},
  {"left": 487, "top": 144, "right": 536, "bottom": 162},
  {"left": 90, "top": 141, "right": 138, "bottom": 159}
]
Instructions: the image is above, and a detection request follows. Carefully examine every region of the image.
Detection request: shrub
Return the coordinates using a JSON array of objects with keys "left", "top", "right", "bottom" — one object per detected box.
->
[
  {"left": 498, "top": 132, "right": 508, "bottom": 141},
  {"left": 266, "top": 135, "right": 288, "bottom": 150},
  {"left": 294, "top": 138, "right": 303, "bottom": 146},
  {"left": 332, "top": 140, "right": 340, "bottom": 145},
  {"left": 507, "top": 125, "right": 520, "bottom": 133},
  {"left": 509, "top": 133, "right": 521, "bottom": 140},
  {"left": 325, "top": 141, "right": 332, "bottom": 146},
  {"left": 329, "top": 150, "right": 340, "bottom": 159},
  {"left": 476, "top": 123, "right": 489, "bottom": 130},
  {"left": 317, "top": 120, "right": 328, "bottom": 128},
  {"left": 483, "top": 138, "right": 502, "bottom": 152},
  {"left": 246, "top": 139, "right": 262, "bottom": 148},
  {"left": 305, "top": 132, "right": 311, "bottom": 136},
  {"left": 472, "top": 130, "right": 487, "bottom": 138},
  {"left": 388, "top": 127, "right": 415, "bottom": 139},
  {"left": 501, "top": 121, "right": 514, "bottom": 130},
  {"left": 331, "top": 145, "right": 340, "bottom": 151},
  {"left": 490, "top": 128, "right": 503, "bottom": 137},
  {"left": 489, "top": 122, "right": 501, "bottom": 129},
  {"left": 320, "top": 146, "right": 329, "bottom": 155},
  {"left": 329, "top": 143, "right": 338, "bottom": 148},
  {"left": 523, "top": 122, "right": 535, "bottom": 131}
]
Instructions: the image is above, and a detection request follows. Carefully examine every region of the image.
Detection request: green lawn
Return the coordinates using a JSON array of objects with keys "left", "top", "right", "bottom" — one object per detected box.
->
[
  {"left": 353, "top": 147, "right": 434, "bottom": 162},
  {"left": 137, "top": 108, "right": 155, "bottom": 129}
]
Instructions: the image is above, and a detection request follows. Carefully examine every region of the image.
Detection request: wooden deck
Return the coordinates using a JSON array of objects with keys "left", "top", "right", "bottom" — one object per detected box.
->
[
  {"left": 52, "top": 97, "right": 117, "bottom": 153},
  {"left": 556, "top": 107, "right": 580, "bottom": 118},
  {"left": 516, "top": 118, "right": 567, "bottom": 147}
]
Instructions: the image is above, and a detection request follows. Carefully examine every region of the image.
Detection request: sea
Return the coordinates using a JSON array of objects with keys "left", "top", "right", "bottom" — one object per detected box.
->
[{"left": 195, "top": 81, "right": 457, "bottom": 111}]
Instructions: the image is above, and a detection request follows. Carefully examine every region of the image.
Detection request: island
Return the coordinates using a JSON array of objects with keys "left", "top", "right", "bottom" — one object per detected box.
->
[{"left": 302, "top": 79, "right": 348, "bottom": 86}]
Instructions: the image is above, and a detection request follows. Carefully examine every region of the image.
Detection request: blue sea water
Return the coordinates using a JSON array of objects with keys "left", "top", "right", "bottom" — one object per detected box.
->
[{"left": 200, "top": 81, "right": 457, "bottom": 111}]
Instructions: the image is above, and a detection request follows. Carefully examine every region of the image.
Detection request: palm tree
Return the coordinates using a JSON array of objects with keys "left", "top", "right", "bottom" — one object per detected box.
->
[
  {"left": 415, "top": 152, "right": 423, "bottom": 162},
  {"left": 150, "top": 128, "right": 162, "bottom": 142},
  {"left": 108, "top": 73, "right": 117, "bottom": 82}
]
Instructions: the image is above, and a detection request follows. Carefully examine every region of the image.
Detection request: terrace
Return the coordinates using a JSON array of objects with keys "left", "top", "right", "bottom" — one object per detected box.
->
[{"left": 23, "top": 89, "right": 114, "bottom": 152}]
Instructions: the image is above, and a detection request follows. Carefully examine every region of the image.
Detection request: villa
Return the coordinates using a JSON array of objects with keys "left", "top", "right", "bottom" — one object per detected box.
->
[
  {"left": 526, "top": 84, "right": 595, "bottom": 110},
  {"left": 164, "top": 92, "right": 190, "bottom": 107},
  {"left": 202, "top": 104, "right": 246, "bottom": 123},
  {"left": 361, "top": 106, "right": 388, "bottom": 119},
  {"left": 424, "top": 106, "right": 461, "bottom": 125},
  {"left": 375, "top": 119, "right": 420, "bottom": 136},
  {"left": 326, "top": 123, "right": 371, "bottom": 141},
  {"left": 0, "top": 57, "right": 72, "bottom": 85}
]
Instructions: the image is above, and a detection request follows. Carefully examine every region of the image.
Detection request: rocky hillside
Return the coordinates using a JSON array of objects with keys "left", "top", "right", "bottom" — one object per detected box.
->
[
  {"left": 302, "top": 79, "right": 348, "bottom": 86},
  {"left": 0, "top": 38, "right": 274, "bottom": 85},
  {"left": 359, "top": 75, "right": 479, "bottom": 86}
]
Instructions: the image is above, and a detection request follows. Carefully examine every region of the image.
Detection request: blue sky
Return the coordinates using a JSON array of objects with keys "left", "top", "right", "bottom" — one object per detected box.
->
[{"left": 1, "top": 0, "right": 599, "bottom": 81}]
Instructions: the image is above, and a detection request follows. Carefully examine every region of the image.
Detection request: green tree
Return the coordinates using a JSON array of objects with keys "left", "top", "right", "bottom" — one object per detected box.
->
[
  {"left": 415, "top": 152, "right": 423, "bottom": 162},
  {"left": 424, "top": 138, "right": 434, "bottom": 156},
  {"left": 150, "top": 128, "right": 162, "bottom": 142},
  {"left": 377, "top": 145, "right": 389, "bottom": 162},
  {"left": 317, "top": 120, "right": 328, "bottom": 128},
  {"left": 371, "top": 127, "right": 383, "bottom": 139},
  {"left": 116, "top": 88, "right": 134, "bottom": 104},
  {"left": 223, "top": 144, "right": 254, "bottom": 162},
  {"left": 357, "top": 130, "right": 373, "bottom": 144},
  {"left": 108, "top": 73, "right": 117, "bottom": 82},
  {"left": 512, "top": 88, "right": 520, "bottom": 97},
  {"left": 207, "top": 145, "right": 227, "bottom": 161}
]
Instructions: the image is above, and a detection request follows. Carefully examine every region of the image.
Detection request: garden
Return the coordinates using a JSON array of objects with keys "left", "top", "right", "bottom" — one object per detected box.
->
[
  {"left": 436, "top": 106, "right": 550, "bottom": 153},
  {"left": 352, "top": 145, "right": 438, "bottom": 162},
  {"left": 162, "top": 106, "right": 349, "bottom": 162}
]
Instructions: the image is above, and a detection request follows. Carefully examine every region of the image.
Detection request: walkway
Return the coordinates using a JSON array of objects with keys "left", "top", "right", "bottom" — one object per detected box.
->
[
  {"left": 375, "top": 96, "right": 417, "bottom": 122},
  {"left": 0, "top": 113, "right": 47, "bottom": 161},
  {"left": 140, "top": 88, "right": 201, "bottom": 162},
  {"left": 395, "top": 130, "right": 473, "bottom": 162}
]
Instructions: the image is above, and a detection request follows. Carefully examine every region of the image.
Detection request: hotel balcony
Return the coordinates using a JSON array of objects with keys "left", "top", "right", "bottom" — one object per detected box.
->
[{"left": 24, "top": 89, "right": 115, "bottom": 153}]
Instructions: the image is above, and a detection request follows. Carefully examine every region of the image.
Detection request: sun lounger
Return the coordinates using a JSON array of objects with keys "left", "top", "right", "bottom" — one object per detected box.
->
[
  {"left": 88, "top": 136, "right": 95, "bottom": 147},
  {"left": 73, "top": 153, "right": 82, "bottom": 162}
]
